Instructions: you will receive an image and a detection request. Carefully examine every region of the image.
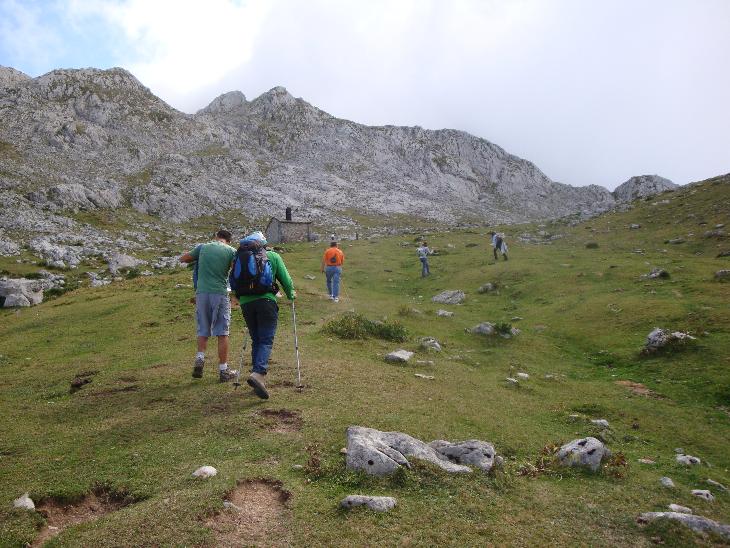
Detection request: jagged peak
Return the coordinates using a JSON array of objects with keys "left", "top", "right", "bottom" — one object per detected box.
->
[
  {"left": 198, "top": 90, "right": 247, "bottom": 115},
  {"left": 0, "top": 65, "right": 31, "bottom": 87}
]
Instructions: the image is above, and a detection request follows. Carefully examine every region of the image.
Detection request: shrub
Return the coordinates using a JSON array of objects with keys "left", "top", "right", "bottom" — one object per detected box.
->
[
  {"left": 323, "top": 312, "right": 408, "bottom": 342},
  {"left": 493, "top": 322, "right": 513, "bottom": 336},
  {"left": 586, "top": 242, "right": 599, "bottom": 249}
]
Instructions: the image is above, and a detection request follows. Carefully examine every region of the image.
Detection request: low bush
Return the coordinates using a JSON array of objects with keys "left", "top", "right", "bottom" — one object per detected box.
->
[{"left": 323, "top": 312, "right": 408, "bottom": 342}]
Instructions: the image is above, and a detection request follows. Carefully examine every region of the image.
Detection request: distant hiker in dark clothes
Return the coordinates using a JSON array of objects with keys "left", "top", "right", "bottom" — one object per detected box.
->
[
  {"left": 322, "top": 240, "right": 345, "bottom": 302},
  {"left": 490, "top": 231, "right": 508, "bottom": 261},
  {"left": 417, "top": 241, "right": 432, "bottom": 277},
  {"left": 180, "top": 229, "right": 238, "bottom": 382},
  {"left": 230, "top": 231, "right": 295, "bottom": 400}
]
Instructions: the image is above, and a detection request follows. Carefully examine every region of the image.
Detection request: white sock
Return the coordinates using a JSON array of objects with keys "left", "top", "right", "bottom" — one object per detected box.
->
[
  {"left": 196, "top": 352, "right": 205, "bottom": 360},
  {"left": 219, "top": 363, "right": 228, "bottom": 371}
]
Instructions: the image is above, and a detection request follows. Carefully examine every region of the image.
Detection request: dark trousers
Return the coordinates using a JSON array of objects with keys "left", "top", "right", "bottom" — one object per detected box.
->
[{"left": 241, "top": 298, "right": 279, "bottom": 375}]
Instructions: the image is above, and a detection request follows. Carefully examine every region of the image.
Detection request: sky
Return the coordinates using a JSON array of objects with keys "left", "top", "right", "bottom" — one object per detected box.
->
[{"left": 1, "top": 0, "right": 729, "bottom": 190}]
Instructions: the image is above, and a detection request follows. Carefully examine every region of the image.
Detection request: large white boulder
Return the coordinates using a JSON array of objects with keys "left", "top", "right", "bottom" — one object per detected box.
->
[{"left": 556, "top": 437, "right": 610, "bottom": 472}]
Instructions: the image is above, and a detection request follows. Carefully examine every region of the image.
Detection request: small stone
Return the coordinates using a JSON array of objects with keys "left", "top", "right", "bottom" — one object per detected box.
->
[
  {"left": 516, "top": 372, "right": 529, "bottom": 380},
  {"left": 691, "top": 489, "right": 715, "bottom": 502},
  {"left": 340, "top": 495, "right": 396, "bottom": 512},
  {"left": 715, "top": 270, "right": 730, "bottom": 280},
  {"left": 477, "top": 283, "right": 496, "bottom": 294},
  {"left": 419, "top": 337, "right": 442, "bottom": 352},
  {"left": 192, "top": 465, "right": 217, "bottom": 478},
  {"left": 415, "top": 360, "right": 434, "bottom": 366},
  {"left": 431, "top": 290, "right": 465, "bottom": 305},
  {"left": 638, "top": 458, "right": 655, "bottom": 464},
  {"left": 13, "top": 493, "right": 35, "bottom": 510},
  {"left": 660, "top": 477, "right": 675, "bottom": 488},
  {"left": 468, "top": 322, "right": 495, "bottom": 336},
  {"left": 707, "top": 479, "right": 728, "bottom": 491},
  {"left": 304, "top": 274, "right": 316, "bottom": 280},
  {"left": 591, "top": 419, "right": 610, "bottom": 428},
  {"left": 629, "top": 224, "right": 641, "bottom": 229},
  {"left": 676, "top": 454, "right": 701, "bottom": 466},
  {"left": 506, "top": 377, "right": 519, "bottom": 385},
  {"left": 668, "top": 504, "right": 692, "bottom": 514},
  {"left": 436, "top": 309, "right": 454, "bottom": 317},
  {"left": 415, "top": 373, "right": 435, "bottom": 380},
  {"left": 384, "top": 350, "right": 414, "bottom": 363},
  {"left": 340, "top": 447, "right": 348, "bottom": 455},
  {"left": 291, "top": 464, "right": 304, "bottom": 470},
  {"left": 223, "top": 501, "right": 242, "bottom": 511}
]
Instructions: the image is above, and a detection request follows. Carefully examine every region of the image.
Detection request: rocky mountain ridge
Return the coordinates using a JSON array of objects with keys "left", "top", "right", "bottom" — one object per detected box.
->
[{"left": 1, "top": 65, "right": 677, "bottom": 258}]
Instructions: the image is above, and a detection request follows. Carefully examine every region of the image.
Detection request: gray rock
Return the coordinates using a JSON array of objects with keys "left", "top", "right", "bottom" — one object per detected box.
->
[
  {"left": 613, "top": 175, "right": 677, "bottom": 202},
  {"left": 556, "top": 437, "right": 611, "bottom": 472},
  {"left": 676, "top": 454, "right": 701, "bottom": 466},
  {"left": 668, "top": 504, "right": 692, "bottom": 514},
  {"left": 638, "top": 512, "right": 730, "bottom": 540},
  {"left": 419, "top": 337, "right": 442, "bottom": 352},
  {"left": 516, "top": 372, "right": 529, "bottom": 380},
  {"left": 0, "top": 239, "right": 20, "bottom": 256},
  {"left": 591, "top": 419, "right": 610, "bottom": 428},
  {"left": 660, "top": 476, "right": 676, "bottom": 488},
  {"left": 0, "top": 278, "right": 46, "bottom": 307},
  {"left": 707, "top": 479, "right": 728, "bottom": 491},
  {"left": 436, "top": 309, "right": 454, "bottom": 317},
  {"left": 477, "top": 283, "right": 497, "bottom": 294},
  {"left": 629, "top": 223, "right": 641, "bottom": 229},
  {"left": 414, "top": 373, "right": 434, "bottom": 380},
  {"left": 107, "top": 252, "right": 146, "bottom": 274},
  {"left": 667, "top": 238, "right": 685, "bottom": 244},
  {"left": 12, "top": 493, "right": 35, "bottom": 510},
  {"left": 715, "top": 270, "right": 730, "bottom": 280},
  {"left": 644, "top": 328, "right": 696, "bottom": 353},
  {"left": 645, "top": 268, "right": 669, "bottom": 279},
  {"left": 191, "top": 465, "right": 217, "bottom": 478},
  {"left": 468, "top": 322, "right": 495, "bottom": 336},
  {"left": 432, "top": 290, "right": 465, "bottom": 304},
  {"left": 345, "top": 426, "right": 473, "bottom": 475},
  {"left": 691, "top": 490, "right": 714, "bottom": 502},
  {"left": 303, "top": 274, "right": 316, "bottom": 280},
  {"left": 340, "top": 495, "right": 396, "bottom": 512},
  {"left": 428, "top": 440, "right": 500, "bottom": 472},
  {"left": 384, "top": 350, "right": 414, "bottom": 363}
]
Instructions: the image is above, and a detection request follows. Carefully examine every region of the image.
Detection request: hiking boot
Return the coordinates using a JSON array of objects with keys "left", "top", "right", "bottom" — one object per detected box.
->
[
  {"left": 334, "top": 296, "right": 339, "bottom": 302},
  {"left": 247, "top": 372, "right": 269, "bottom": 399},
  {"left": 219, "top": 368, "right": 238, "bottom": 383},
  {"left": 192, "top": 356, "right": 204, "bottom": 378}
]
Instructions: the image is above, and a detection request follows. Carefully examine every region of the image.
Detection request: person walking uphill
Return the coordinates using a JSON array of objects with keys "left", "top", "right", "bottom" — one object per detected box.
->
[
  {"left": 322, "top": 240, "right": 345, "bottom": 302},
  {"left": 230, "top": 231, "right": 295, "bottom": 400},
  {"left": 417, "top": 241, "right": 432, "bottom": 277},
  {"left": 180, "top": 229, "right": 238, "bottom": 382},
  {"left": 490, "top": 231, "right": 508, "bottom": 261}
]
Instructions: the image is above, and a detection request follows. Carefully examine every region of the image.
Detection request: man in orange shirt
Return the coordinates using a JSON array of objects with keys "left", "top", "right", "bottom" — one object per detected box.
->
[{"left": 321, "top": 240, "right": 345, "bottom": 302}]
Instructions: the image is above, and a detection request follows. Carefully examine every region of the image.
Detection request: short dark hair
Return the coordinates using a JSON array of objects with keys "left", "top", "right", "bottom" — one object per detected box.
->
[
  {"left": 330, "top": 241, "right": 337, "bottom": 247},
  {"left": 216, "top": 229, "right": 232, "bottom": 243}
]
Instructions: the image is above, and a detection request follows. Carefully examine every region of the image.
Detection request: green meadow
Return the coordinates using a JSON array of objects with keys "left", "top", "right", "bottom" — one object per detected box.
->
[{"left": 1, "top": 176, "right": 729, "bottom": 546}]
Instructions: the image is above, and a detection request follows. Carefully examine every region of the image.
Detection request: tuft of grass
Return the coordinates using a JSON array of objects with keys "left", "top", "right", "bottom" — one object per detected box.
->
[{"left": 323, "top": 312, "right": 408, "bottom": 342}]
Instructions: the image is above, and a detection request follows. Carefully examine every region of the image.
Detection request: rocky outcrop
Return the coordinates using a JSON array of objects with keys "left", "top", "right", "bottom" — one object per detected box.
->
[
  {"left": 0, "top": 278, "right": 46, "bottom": 307},
  {"left": 613, "top": 175, "right": 678, "bottom": 202},
  {"left": 638, "top": 512, "right": 730, "bottom": 540}
]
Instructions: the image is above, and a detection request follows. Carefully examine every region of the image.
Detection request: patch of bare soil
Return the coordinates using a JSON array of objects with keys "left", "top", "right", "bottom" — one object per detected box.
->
[
  {"left": 33, "top": 490, "right": 132, "bottom": 547},
  {"left": 257, "top": 409, "right": 303, "bottom": 433},
  {"left": 616, "top": 380, "right": 663, "bottom": 398},
  {"left": 206, "top": 480, "right": 291, "bottom": 547},
  {"left": 69, "top": 370, "right": 98, "bottom": 393}
]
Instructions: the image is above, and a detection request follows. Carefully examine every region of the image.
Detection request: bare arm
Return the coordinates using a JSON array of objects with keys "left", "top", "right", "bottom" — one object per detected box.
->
[{"left": 180, "top": 252, "right": 195, "bottom": 263}]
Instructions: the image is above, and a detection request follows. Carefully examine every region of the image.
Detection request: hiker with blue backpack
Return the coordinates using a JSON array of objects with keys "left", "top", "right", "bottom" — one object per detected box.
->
[
  {"left": 180, "top": 229, "right": 239, "bottom": 382},
  {"left": 229, "top": 231, "right": 295, "bottom": 399}
]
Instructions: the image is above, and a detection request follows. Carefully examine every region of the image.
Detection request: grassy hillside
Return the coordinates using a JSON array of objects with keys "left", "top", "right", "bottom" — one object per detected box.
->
[{"left": 1, "top": 176, "right": 729, "bottom": 546}]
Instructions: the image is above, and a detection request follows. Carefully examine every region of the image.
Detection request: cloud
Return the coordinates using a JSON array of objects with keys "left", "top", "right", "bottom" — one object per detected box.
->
[{"left": 0, "top": 0, "right": 66, "bottom": 74}]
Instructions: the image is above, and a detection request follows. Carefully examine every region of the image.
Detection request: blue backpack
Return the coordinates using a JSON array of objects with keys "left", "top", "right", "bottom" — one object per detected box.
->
[{"left": 229, "top": 240, "right": 277, "bottom": 296}]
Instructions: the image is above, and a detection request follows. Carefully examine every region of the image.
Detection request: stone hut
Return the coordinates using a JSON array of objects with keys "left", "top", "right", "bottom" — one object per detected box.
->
[{"left": 265, "top": 212, "right": 313, "bottom": 244}]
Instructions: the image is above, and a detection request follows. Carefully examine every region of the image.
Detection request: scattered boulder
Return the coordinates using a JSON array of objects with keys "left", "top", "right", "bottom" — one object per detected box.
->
[
  {"left": 0, "top": 278, "right": 46, "bottom": 307},
  {"left": 340, "top": 495, "right": 396, "bottom": 512},
  {"left": 436, "top": 309, "right": 454, "bottom": 317},
  {"left": 638, "top": 458, "right": 655, "bottom": 465},
  {"left": 668, "top": 504, "right": 692, "bottom": 514},
  {"left": 661, "top": 477, "right": 675, "bottom": 488},
  {"left": 419, "top": 337, "right": 442, "bottom": 352},
  {"left": 676, "top": 454, "right": 701, "bottom": 466},
  {"left": 591, "top": 419, "right": 610, "bottom": 428},
  {"left": 345, "top": 426, "right": 474, "bottom": 475},
  {"left": 384, "top": 350, "right": 414, "bottom": 363},
  {"left": 428, "top": 440, "right": 501, "bottom": 472},
  {"left": 645, "top": 268, "right": 670, "bottom": 279},
  {"left": 643, "top": 328, "right": 696, "bottom": 354},
  {"left": 13, "top": 493, "right": 35, "bottom": 510},
  {"left": 715, "top": 270, "right": 730, "bottom": 281},
  {"left": 107, "top": 252, "right": 146, "bottom": 275},
  {"left": 477, "top": 283, "right": 497, "bottom": 294},
  {"left": 516, "top": 372, "right": 529, "bottom": 380},
  {"left": 192, "top": 466, "right": 218, "bottom": 479},
  {"left": 691, "top": 490, "right": 715, "bottom": 502},
  {"left": 638, "top": 512, "right": 730, "bottom": 540},
  {"left": 431, "top": 290, "right": 465, "bottom": 305},
  {"left": 506, "top": 377, "right": 519, "bottom": 386},
  {"left": 468, "top": 322, "right": 495, "bottom": 336},
  {"left": 556, "top": 437, "right": 611, "bottom": 472},
  {"left": 704, "top": 229, "right": 725, "bottom": 238}
]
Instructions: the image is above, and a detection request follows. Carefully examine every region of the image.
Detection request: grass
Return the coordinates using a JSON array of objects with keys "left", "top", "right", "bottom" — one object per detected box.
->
[{"left": 0, "top": 176, "right": 729, "bottom": 546}]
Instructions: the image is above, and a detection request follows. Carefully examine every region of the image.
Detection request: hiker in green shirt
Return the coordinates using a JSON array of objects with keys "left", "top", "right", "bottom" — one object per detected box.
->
[
  {"left": 180, "top": 229, "right": 238, "bottom": 382},
  {"left": 230, "top": 231, "right": 295, "bottom": 400}
]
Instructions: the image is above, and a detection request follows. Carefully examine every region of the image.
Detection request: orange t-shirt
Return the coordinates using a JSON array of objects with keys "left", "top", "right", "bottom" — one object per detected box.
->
[{"left": 323, "top": 247, "right": 345, "bottom": 266}]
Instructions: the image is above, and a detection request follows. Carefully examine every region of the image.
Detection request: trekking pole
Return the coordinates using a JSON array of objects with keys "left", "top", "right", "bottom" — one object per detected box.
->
[
  {"left": 233, "top": 333, "right": 247, "bottom": 389},
  {"left": 291, "top": 301, "right": 303, "bottom": 388}
]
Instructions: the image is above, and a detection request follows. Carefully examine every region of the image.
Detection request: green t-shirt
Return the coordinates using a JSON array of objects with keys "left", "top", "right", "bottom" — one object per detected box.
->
[
  {"left": 190, "top": 241, "right": 236, "bottom": 295},
  {"left": 236, "top": 250, "right": 295, "bottom": 305}
]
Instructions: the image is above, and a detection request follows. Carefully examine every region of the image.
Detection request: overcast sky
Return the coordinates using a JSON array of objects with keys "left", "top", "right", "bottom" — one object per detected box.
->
[{"left": 1, "top": 0, "right": 728, "bottom": 190}]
